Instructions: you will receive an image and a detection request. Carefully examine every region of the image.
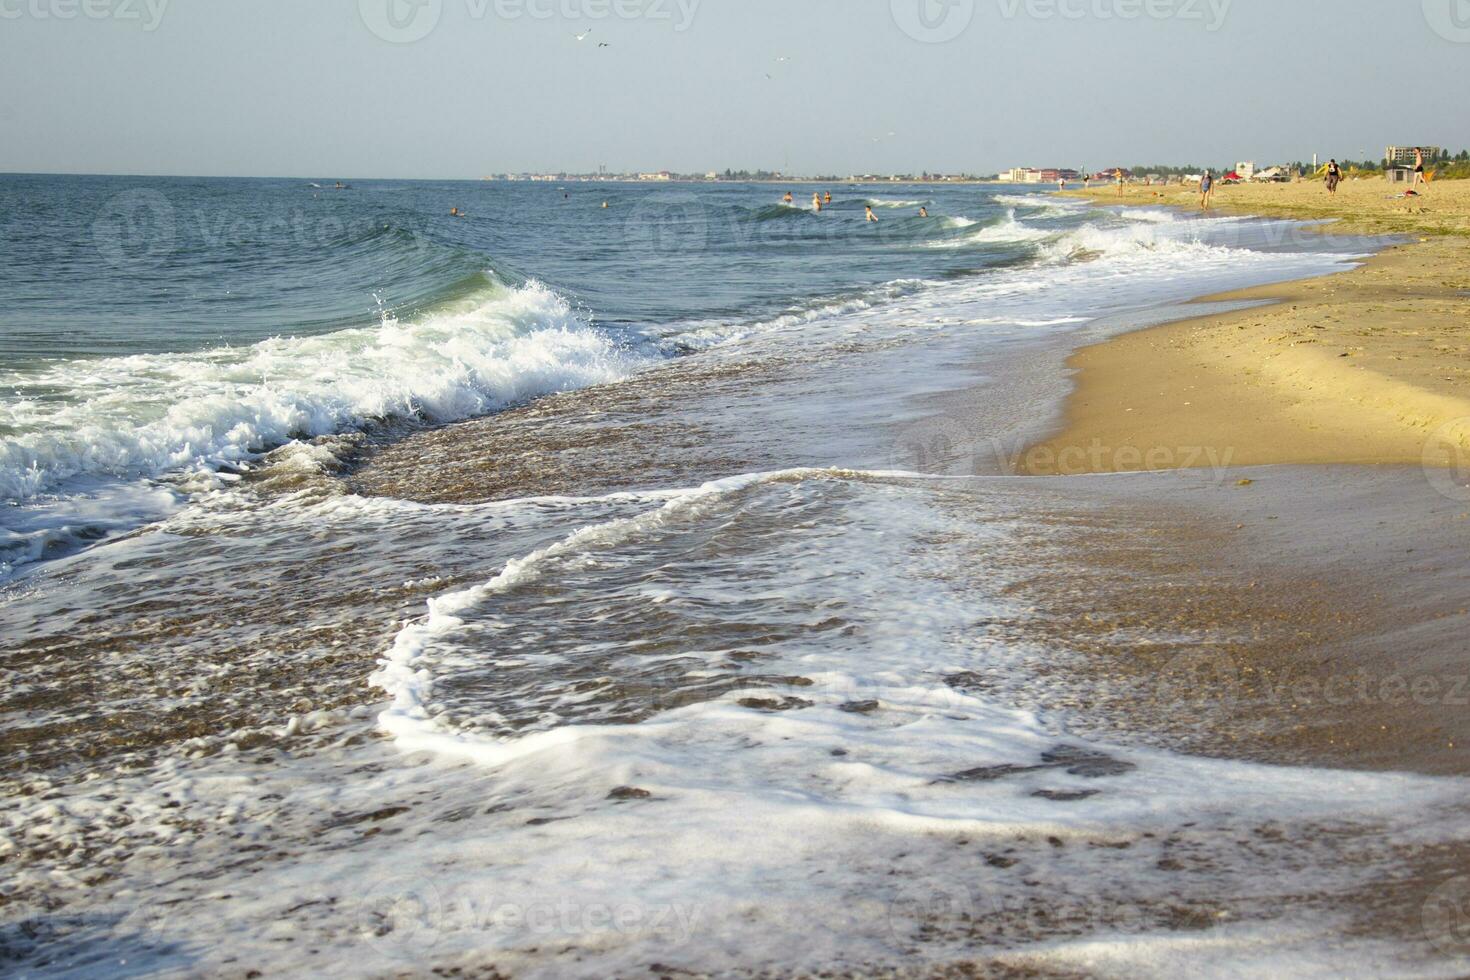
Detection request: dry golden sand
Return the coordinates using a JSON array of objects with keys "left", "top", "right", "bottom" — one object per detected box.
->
[{"left": 1023, "top": 179, "right": 1470, "bottom": 475}]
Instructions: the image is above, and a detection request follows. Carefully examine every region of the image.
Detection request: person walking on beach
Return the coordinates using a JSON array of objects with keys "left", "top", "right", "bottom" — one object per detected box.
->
[
  {"left": 1411, "top": 148, "right": 1429, "bottom": 193},
  {"left": 1325, "top": 159, "right": 1342, "bottom": 196},
  {"left": 1199, "top": 170, "right": 1215, "bottom": 210},
  {"left": 1115, "top": 169, "right": 1125, "bottom": 197}
]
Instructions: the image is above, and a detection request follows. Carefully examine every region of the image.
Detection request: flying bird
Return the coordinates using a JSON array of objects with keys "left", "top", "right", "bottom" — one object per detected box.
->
[{"left": 599, "top": 42, "right": 610, "bottom": 47}]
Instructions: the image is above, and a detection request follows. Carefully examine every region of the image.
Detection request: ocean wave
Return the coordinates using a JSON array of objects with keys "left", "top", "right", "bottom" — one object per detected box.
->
[
  {"left": 750, "top": 203, "right": 816, "bottom": 222},
  {"left": 923, "top": 210, "right": 1054, "bottom": 249},
  {"left": 651, "top": 278, "right": 933, "bottom": 352},
  {"left": 991, "top": 193, "right": 1088, "bottom": 215},
  {"left": 1041, "top": 221, "right": 1238, "bottom": 262},
  {"left": 0, "top": 275, "right": 650, "bottom": 502}
]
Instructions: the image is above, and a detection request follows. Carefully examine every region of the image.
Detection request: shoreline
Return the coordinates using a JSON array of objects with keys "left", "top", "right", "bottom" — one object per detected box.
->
[
  {"left": 996, "top": 180, "right": 1470, "bottom": 780},
  {"left": 1022, "top": 181, "right": 1470, "bottom": 476}
]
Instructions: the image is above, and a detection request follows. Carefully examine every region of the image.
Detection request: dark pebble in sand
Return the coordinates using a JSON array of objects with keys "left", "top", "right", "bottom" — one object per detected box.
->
[
  {"left": 1032, "top": 789, "right": 1101, "bottom": 802},
  {"left": 1040, "top": 745, "right": 1138, "bottom": 779},
  {"left": 839, "top": 700, "right": 880, "bottom": 714},
  {"left": 738, "top": 696, "right": 814, "bottom": 712},
  {"left": 607, "top": 786, "right": 652, "bottom": 801},
  {"left": 937, "top": 745, "right": 1135, "bottom": 785},
  {"left": 938, "top": 763, "right": 1037, "bottom": 783},
  {"left": 830, "top": 748, "right": 849, "bottom": 757},
  {"left": 985, "top": 854, "right": 1019, "bottom": 868}
]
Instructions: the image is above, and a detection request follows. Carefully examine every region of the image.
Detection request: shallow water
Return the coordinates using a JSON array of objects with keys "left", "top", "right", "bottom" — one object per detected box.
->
[{"left": 5, "top": 176, "right": 1463, "bottom": 977}]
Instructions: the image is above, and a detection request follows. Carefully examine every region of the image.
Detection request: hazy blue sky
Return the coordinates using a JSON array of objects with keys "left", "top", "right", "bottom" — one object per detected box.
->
[{"left": 1, "top": 0, "right": 1465, "bottom": 177}]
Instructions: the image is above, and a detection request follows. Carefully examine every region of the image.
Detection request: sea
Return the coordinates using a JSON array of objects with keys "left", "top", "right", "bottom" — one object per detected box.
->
[{"left": 2, "top": 174, "right": 1464, "bottom": 977}]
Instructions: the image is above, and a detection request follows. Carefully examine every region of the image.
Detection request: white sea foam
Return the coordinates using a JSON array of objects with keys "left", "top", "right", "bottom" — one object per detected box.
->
[
  {"left": 924, "top": 210, "right": 1055, "bottom": 249},
  {"left": 992, "top": 193, "right": 1090, "bottom": 215},
  {"left": 0, "top": 277, "right": 649, "bottom": 503},
  {"left": 865, "top": 197, "right": 928, "bottom": 208}
]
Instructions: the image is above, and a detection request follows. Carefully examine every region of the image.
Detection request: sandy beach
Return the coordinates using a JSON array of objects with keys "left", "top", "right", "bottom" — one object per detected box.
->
[
  {"left": 1007, "top": 177, "right": 1470, "bottom": 783},
  {"left": 1025, "top": 179, "right": 1470, "bottom": 474}
]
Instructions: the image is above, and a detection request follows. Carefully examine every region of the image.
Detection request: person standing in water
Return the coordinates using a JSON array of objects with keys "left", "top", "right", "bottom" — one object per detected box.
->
[
  {"left": 813, "top": 192, "right": 823, "bottom": 213},
  {"left": 1198, "top": 169, "right": 1214, "bottom": 210},
  {"left": 783, "top": 191, "right": 794, "bottom": 204},
  {"left": 918, "top": 206, "right": 929, "bottom": 217},
  {"left": 1115, "top": 169, "right": 1124, "bottom": 196},
  {"left": 823, "top": 192, "right": 832, "bottom": 205},
  {"left": 865, "top": 205, "right": 878, "bottom": 223},
  {"left": 1325, "top": 159, "right": 1342, "bottom": 196}
]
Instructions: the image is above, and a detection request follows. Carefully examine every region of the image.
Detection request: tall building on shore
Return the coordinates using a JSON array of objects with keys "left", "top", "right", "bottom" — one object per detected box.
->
[{"left": 1385, "top": 146, "right": 1441, "bottom": 165}]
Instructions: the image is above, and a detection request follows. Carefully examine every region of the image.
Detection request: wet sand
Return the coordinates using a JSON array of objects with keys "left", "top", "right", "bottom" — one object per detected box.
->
[{"left": 1006, "top": 179, "right": 1470, "bottom": 779}]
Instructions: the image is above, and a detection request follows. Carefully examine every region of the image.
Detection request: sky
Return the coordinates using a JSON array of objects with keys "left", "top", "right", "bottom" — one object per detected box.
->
[{"left": 1, "top": 0, "right": 1465, "bottom": 178}]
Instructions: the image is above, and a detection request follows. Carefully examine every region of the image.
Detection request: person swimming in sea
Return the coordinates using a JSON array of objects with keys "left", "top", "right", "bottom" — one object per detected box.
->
[
  {"left": 449, "top": 207, "right": 464, "bottom": 217},
  {"left": 601, "top": 201, "right": 609, "bottom": 209},
  {"left": 783, "top": 191, "right": 794, "bottom": 204},
  {"left": 823, "top": 192, "right": 832, "bottom": 205},
  {"left": 918, "top": 206, "right": 929, "bottom": 217},
  {"left": 865, "top": 205, "right": 878, "bottom": 223}
]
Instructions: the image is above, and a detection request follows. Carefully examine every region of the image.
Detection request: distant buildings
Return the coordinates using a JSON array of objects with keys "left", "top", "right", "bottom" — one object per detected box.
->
[
  {"left": 1385, "top": 145, "right": 1441, "bottom": 165},
  {"left": 482, "top": 170, "right": 985, "bottom": 184},
  {"left": 999, "top": 167, "right": 1081, "bottom": 183}
]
